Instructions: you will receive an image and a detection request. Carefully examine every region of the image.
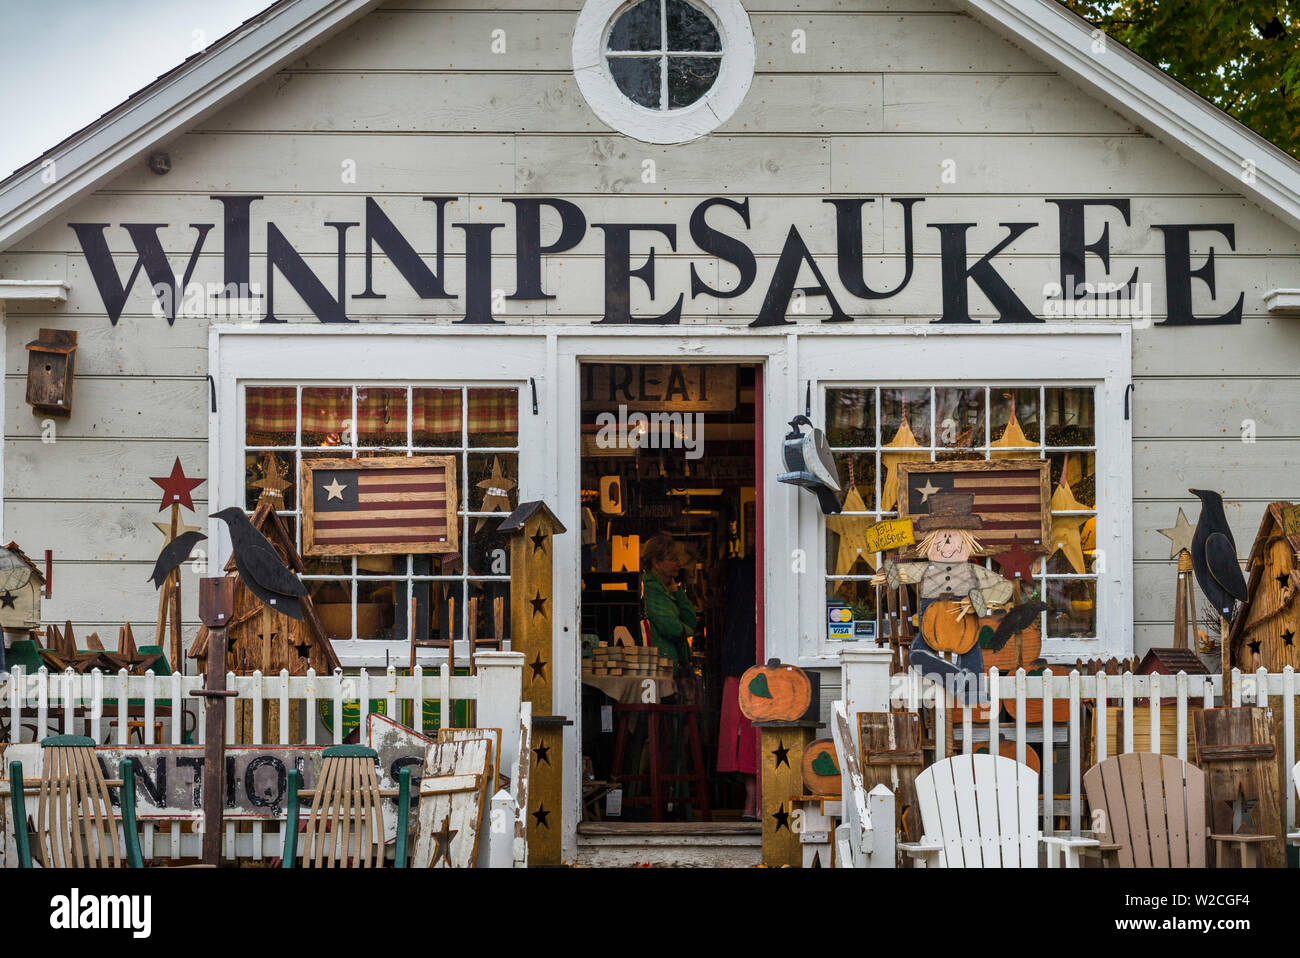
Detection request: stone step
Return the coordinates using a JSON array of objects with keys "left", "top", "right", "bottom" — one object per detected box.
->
[{"left": 574, "top": 822, "right": 762, "bottom": 868}]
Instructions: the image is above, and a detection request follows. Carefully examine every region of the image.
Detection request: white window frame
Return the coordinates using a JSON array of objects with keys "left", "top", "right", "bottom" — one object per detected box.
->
[
  {"left": 795, "top": 325, "right": 1133, "bottom": 664},
  {"left": 573, "top": 0, "right": 756, "bottom": 144},
  {"left": 210, "top": 325, "right": 550, "bottom": 669}
]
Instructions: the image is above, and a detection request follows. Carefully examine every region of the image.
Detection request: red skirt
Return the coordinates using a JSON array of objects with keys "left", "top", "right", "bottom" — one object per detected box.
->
[{"left": 716, "top": 675, "right": 759, "bottom": 774}]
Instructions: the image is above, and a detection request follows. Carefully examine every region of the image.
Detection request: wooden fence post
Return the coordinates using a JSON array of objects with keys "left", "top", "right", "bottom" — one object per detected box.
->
[
  {"left": 866, "top": 784, "right": 896, "bottom": 868},
  {"left": 841, "top": 646, "right": 894, "bottom": 746}
]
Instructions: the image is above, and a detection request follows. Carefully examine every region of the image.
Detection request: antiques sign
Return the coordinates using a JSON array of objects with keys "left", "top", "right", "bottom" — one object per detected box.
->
[
  {"left": 3, "top": 743, "right": 424, "bottom": 821},
  {"left": 72, "top": 195, "right": 1246, "bottom": 327}
]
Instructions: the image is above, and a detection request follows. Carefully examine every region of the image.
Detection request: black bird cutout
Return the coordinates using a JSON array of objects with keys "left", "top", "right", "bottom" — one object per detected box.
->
[
  {"left": 210, "top": 507, "right": 308, "bottom": 621},
  {"left": 989, "top": 600, "right": 1048, "bottom": 652},
  {"left": 148, "top": 530, "right": 207, "bottom": 588},
  {"left": 1188, "top": 488, "right": 1248, "bottom": 617}
]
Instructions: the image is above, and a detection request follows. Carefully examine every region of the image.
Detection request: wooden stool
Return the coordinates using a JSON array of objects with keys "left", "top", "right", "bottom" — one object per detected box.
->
[
  {"left": 107, "top": 719, "right": 165, "bottom": 744},
  {"left": 610, "top": 703, "right": 711, "bottom": 822}
]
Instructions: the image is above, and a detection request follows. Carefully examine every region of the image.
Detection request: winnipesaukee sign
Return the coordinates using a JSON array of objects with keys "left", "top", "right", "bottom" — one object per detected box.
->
[{"left": 71, "top": 195, "right": 1244, "bottom": 327}]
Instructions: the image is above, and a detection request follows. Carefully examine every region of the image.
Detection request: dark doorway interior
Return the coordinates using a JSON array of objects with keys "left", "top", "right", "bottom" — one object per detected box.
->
[{"left": 578, "top": 362, "right": 759, "bottom": 824}]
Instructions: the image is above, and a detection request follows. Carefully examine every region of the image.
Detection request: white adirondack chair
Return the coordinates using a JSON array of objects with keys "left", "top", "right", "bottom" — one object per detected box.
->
[
  {"left": 831, "top": 700, "right": 896, "bottom": 868},
  {"left": 898, "top": 753, "right": 1098, "bottom": 867}
]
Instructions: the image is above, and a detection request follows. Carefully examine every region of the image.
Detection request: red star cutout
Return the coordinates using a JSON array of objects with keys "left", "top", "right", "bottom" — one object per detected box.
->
[
  {"left": 150, "top": 457, "right": 205, "bottom": 512},
  {"left": 991, "top": 538, "right": 1037, "bottom": 582}
]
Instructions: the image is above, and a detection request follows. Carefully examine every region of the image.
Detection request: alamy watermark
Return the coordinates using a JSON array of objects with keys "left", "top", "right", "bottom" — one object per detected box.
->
[{"left": 594, "top": 404, "right": 705, "bottom": 460}]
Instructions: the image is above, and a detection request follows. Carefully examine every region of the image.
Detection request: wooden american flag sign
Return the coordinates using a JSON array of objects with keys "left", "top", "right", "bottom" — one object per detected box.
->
[
  {"left": 897, "top": 459, "right": 1050, "bottom": 552},
  {"left": 301, "top": 456, "right": 459, "bottom": 557}
]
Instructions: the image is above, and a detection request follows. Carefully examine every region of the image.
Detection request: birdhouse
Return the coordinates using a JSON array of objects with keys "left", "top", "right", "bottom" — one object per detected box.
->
[
  {"left": 0, "top": 541, "right": 45, "bottom": 632},
  {"left": 1227, "top": 501, "right": 1300, "bottom": 673},
  {"left": 1135, "top": 647, "right": 1209, "bottom": 705},
  {"left": 25, "top": 328, "right": 77, "bottom": 417}
]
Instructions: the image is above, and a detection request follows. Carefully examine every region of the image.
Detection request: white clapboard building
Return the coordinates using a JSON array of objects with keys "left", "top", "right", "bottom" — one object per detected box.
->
[{"left": 2, "top": 0, "right": 1300, "bottom": 861}]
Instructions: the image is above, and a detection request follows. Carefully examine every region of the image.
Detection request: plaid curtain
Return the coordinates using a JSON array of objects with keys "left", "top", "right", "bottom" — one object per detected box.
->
[{"left": 245, "top": 386, "right": 518, "bottom": 444}]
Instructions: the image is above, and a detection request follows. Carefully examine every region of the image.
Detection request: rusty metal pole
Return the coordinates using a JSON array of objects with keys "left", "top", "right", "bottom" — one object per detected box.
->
[{"left": 195, "top": 577, "right": 237, "bottom": 866}]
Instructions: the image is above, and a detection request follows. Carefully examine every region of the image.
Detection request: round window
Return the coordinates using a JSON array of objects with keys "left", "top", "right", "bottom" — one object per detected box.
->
[{"left": 574, "top": 0, "right": 755, "bottom": 144}]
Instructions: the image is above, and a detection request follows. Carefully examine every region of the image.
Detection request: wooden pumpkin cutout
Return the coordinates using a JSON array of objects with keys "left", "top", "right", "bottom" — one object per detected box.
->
[
  {"left": 801, "top": 738, "right": 842, "bottom": 796},
  {"left": 738, "top": 659, "right": 813, "bottom": 722},
  {"left": 920, "top": 599, "right": 980, "bottom": 655}
]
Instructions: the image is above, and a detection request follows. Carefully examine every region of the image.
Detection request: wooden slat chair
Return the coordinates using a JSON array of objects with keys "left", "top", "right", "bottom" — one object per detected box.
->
[
  {"left": 7, "top": 734, "right": 143, "bottom": 868},
  {"left": 899, "top": 753, "right": 1097, "bottom": 867},
  {"left": 1083, "top": 752, "right": 1272, "bottom": 867},
  {"left": 282, "top": 745, "right": 411, "bottom": 868}
]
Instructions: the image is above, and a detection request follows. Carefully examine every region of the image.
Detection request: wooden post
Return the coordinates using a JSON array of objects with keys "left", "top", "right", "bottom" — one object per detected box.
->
[
  {"left": 197, "top": 577, "right": 237, "bottom": 866},
  {"left": 756, "top": 720, "right": 817, "bottom": 867},
  {"left": 499, "top": 502, "right": 568, "bottom": 865},
  {"left": 1173, "top": 551, "right": 1193, "bottom": 650}
]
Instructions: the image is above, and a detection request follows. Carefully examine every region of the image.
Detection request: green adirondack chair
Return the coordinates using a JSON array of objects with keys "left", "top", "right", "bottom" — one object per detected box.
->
[
  {"left": 7, "top": 734, "right": 143, "bottom": 868},
  {"left": 282, "top": 745, "right": 411, "bottom": 868}
]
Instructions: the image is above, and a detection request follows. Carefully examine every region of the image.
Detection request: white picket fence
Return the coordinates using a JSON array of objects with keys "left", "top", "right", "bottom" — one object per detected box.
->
[
  {"left": 889, "top": 665, "right": 1299, "bottom": 839},
  {"left": 0, "top": 652, "right": 526, "bottom": 865}
]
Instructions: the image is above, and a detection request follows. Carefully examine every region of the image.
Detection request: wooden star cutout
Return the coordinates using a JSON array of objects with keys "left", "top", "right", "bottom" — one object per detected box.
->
[
  {"left": 1248, "top": 639, "right": 1262, "bottom": 656},
  {"left": 990, "top": 401, "right": 1034, "bottom": 458},
  {"left": 474, "top": 457, "right": 516, "bottom": 532},
  {"left": 529, "top": 590, "right": 548, "bottom": 619},
  {"left": 293, "top": 639, "right": 313, "bottom": 661},
  {"left": 250, "top": 452, "right": 292, "bottom": 503},
  {"left": 532, "top": 804, "right": 551, "bottom": 829},
  {"left": 880, "top": 418, "right": 926, "bottom": 512},
  {"left": 824, "top": 487, "right": 878, "bottom": 577},
  {"left": 916, "top": 479, "right": 940, "bottom": 503},
  {"left": 533, "top": 743, "right": 551, "bottom": 767},
  {"left": 771, "top": 739, "right": 790, "bottom": 768},
  {"left": 991, "top": 538, "right": 1037, "bottom": 582},
  {"left": 1284, "top": 629, "right": 1296, "bottom": 646},
  {"left": 0, "top": 590, "right": 15, "bottom": 609},
  {"left": 429, "top": 822, "right": 458, "bottom": 866},
  {"left": 103, "top": 624, "right": 162, "bottom": 674},
  {"left": 1045, "top": 469, "right": 1089, "bottom": 575},
  {"left": 1157, "top": 508, "right": 1196, "bottom": 560},
  {"left": 528, "top": 653, "right": 547, "bottom": 679},
  {"left": 150, "top": 457, "right": 205, "bottom": 513},
  {"left": 529, "top": 530, "right": 549, "bottom": 555},
  {"left": 153, "top": 517, "right": 201, "bottom": 542},
  {"left": 1276, "top": 570, "right": 1291, "bottom": 591},
  {"left": 771, "top": 804, "right": 791, "bottom": 832}
]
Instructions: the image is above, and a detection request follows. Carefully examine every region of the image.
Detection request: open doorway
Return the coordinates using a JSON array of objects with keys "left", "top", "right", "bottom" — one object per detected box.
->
[{"left": 577, "top": 361, "right": 761, "bottom": 825}]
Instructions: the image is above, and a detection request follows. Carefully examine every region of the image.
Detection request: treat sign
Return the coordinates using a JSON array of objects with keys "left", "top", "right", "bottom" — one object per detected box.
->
[{"left": 862, "top": 517, "right": 916, "bottom": 554}]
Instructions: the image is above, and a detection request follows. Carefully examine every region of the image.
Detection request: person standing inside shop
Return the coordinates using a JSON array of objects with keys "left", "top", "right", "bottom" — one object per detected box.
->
[{"left": 641, "top": 535, "right": 699, "bottom": 678}]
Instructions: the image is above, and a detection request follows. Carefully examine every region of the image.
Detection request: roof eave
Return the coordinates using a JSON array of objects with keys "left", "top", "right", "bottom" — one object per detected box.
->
[
  {"left": 0, "top": 0, "right": 384, "bottom": 253},
  {"left": 956, "top": 0, "right": 1300, "bottom": 233}
]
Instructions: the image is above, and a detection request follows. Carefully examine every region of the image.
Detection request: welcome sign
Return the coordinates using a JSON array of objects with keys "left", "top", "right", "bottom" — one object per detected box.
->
[{"left": 71, "top": 195, "right": 1245, "bottom": 328}]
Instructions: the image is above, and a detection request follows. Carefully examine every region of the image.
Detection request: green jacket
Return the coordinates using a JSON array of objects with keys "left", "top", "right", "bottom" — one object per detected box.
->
[{"left": 642, "top": 572, "right": 698, "bottom": 669}]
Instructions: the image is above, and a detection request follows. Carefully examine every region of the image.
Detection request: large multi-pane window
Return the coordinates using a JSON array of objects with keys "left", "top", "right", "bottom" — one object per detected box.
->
[
  {"left": 242, "top": 384, "right": 520, "bottom": 656},
  {"left": 823, "top": 384, "right": 1098, "bottom": 643}
]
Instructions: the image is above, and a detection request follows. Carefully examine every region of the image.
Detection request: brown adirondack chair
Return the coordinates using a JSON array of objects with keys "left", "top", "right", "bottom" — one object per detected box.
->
[
  {"left": 282, "top": 745, "right": 410, "bottom": 868},
  {"left": 1083, "top": 753, "right": 1271, "bottom": 867},
  {"left": 7, "top": 735, "right": 143, "bottom": 868}
]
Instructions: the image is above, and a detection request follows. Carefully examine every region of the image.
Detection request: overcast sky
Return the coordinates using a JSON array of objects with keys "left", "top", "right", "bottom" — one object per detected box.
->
[{"left": 0, "top": 0, "right": 268, "bottom": 176}]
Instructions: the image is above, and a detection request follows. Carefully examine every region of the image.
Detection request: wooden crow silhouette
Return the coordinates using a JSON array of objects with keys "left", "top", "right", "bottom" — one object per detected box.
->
[
  {"left": 1189, "top": 488, "right": 1248, "bottom": 617},
  {"left": 989, "top": 600, "right": 1047, "bottom": 652},
  {"left": 210, "top": 507, "right": 307, "bottom": 621},
  {"left": 148, "top": 530, "right": 206, "bottom": 588}
]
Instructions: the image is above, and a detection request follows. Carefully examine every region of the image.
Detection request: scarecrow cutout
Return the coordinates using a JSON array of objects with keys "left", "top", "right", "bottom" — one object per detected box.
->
[{"left": 875, "top": 493, "right": 1013, "bottom": 682}]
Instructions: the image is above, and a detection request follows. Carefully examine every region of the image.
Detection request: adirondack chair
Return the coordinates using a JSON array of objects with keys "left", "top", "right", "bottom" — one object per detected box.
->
[
  {"left": 1084, "top": 753, "right": 1272, "bottom": 867},
  {"left": 7, "top": 734, "right": 143, "bottom": 868},
  {"left": 898, "top": 753, "right": 1098, "bottom": 867},
  {"left": 282, "top": 745, "right": 411, "bottom": 868}
]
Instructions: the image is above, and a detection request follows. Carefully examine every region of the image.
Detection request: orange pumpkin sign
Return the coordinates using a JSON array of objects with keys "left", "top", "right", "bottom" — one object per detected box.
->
[
  {"left": 920, "top": 599, "right": 980, "bottom": 655},
  {"left": 738, "top": 659, "right": 813, "bottom": 722},
  {"left": 801, "top": 738, "right": 841, "bottom": 796}
]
